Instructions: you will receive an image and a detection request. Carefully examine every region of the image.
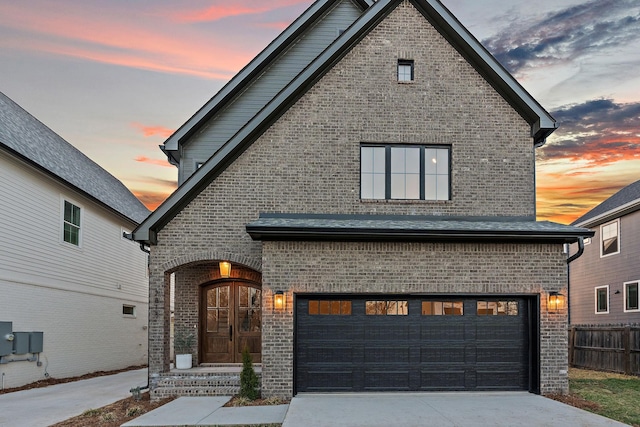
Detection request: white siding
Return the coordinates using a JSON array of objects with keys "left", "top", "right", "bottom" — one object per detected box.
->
[{"left": 0, "top": 153, "right": 148, "bottom": 388}]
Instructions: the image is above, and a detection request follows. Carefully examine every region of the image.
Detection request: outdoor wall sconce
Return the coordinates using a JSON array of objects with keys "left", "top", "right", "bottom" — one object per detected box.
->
[
  {"left": 548, "top": 292, "right": 565, "bottom": 312},
  {"left": 273, "top": 291, "right": 286, "bottom": 310},
  {"left": 219, "top": 261, "right": 231, "bottom": 278}
]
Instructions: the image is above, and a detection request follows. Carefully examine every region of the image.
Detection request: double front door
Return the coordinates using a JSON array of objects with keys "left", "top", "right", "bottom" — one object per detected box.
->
[{"left": 200, "top": 281, "right": 261, "bottom": 363}]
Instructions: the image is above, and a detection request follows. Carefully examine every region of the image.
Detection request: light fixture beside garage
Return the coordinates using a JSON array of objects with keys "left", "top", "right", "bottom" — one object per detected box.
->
[
  {"left": 219, "top": 261, "right": 231, "bottom": 278},
  {"left": 273, "top": 291, "right": 286, "bottom": 310},
  {"left": 548, "top": 292, "right": 565, "bottom": 312}
]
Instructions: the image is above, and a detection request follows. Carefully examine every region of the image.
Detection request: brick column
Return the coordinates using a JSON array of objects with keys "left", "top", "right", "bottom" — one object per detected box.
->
[{"left": 148, "top": 266, "right": 171, "bottom": 396}]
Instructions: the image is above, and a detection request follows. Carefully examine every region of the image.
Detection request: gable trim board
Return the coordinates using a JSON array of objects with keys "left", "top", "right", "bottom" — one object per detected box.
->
[
  {"left": 247, "top": 213, "right": 592, "bottom": 243},
  {"left": 133, "top": 0, "right": 557, "bottom": 245}
]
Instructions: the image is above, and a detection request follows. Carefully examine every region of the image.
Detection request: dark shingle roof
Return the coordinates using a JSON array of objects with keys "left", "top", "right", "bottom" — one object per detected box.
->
[
  {"left": 0, "top": 91, "right": 150, "bottom": 224},
  {"left": 572, "top": 179, "right": 640, "bottom": 227},
  {"left": 247, "top": 213, "right": 592, "bottom": 243}
]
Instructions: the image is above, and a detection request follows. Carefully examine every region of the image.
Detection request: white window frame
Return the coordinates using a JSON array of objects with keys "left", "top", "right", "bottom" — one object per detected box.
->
[
  {"left": 122, "top": 304, "right": 136, "bottom": 318},
  {"left": 595, "top": 285, "right": 609, "bottom": 314},
  {"left": 600, "top": 219, "right": 620, "bottom": 258},
  {"left": 623, "top": 280, "right": 639, "bottom": 313},
  {"left": 61, "top": 198, "right": 83, "bottom": 248}
]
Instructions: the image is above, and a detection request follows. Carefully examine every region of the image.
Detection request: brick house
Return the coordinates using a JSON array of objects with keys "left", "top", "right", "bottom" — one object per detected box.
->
[{"left": 133, "top": 0, "right": 592, "bottom": 398}]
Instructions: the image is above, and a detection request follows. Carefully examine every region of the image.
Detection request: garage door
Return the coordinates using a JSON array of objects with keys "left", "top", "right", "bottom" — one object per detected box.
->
[{"left": 295, "top": 296, "right": 531, "bottom": 392}]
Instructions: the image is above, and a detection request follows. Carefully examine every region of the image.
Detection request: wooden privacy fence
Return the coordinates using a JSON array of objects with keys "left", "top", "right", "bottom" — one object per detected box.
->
[{"left": 569, "top": 325, "right": 640, "bottom": 376}]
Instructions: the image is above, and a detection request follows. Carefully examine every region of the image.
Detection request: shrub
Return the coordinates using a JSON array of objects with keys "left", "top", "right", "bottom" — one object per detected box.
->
[{"left": 239, "top": 347, "right": 260, "bottom": 400}]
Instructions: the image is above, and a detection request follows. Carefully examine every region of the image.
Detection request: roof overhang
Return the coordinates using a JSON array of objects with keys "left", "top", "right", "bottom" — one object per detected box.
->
[
  {"left": 247, "top": 213, "right": 593, "bottom": 243},
  {"left": 574, "top": 199, "right": 640, "bottom": 228}
]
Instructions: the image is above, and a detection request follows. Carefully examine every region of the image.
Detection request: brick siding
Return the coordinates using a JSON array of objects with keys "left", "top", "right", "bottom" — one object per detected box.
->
[{"left": 147, "top": 0, "right": 567, "bottom": 398}]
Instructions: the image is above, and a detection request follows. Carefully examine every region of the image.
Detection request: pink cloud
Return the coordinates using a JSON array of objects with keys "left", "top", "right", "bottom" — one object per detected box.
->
[
  {"left": 172, "top": 0, "right": 310, "bottom": 23},
  {"left": 135, "top": 156, "right": 174, "bottom": 168},
  {"left": 0, "top": 3, "right": 255, "bottom": 79}
]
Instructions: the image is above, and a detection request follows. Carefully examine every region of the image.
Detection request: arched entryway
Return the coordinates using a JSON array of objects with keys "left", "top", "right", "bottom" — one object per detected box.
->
[{"left": 200, "top": 280, "right": 261, "bottom": 363}]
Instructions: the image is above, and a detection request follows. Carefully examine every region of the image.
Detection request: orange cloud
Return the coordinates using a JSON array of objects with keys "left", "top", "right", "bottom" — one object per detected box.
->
[
  {"left": 133, "top": 190, "right": 172, "bottom": 211},
  {"left": 535, "top": 160, "right": 640, "bottom": 224},
  {"left": 132, "top": 123, "right": 175, "bottom": 138},
  {"left": 135, "top": 156, "right": 174, "bottom": 168}
]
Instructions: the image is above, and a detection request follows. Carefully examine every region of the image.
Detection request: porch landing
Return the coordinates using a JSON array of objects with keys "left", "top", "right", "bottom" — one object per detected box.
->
[{"left": 151, "top": 364, "right": 262, "bottom": 400}]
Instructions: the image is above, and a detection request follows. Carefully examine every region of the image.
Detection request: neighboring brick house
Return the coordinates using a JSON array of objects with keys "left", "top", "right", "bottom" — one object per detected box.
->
[
  {"left": 133, "top": 0, "right": 591, "bottom": 398},
  {"left": 569, "top": 179, "right": 640, "bottom": 325},
  {"left": 0, "top": 91, "right": 150, "bottom": 388}
]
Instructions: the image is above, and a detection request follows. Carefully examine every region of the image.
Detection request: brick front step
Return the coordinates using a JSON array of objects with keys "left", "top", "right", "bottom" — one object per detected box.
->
[{"left": 150, "top": 370, "right": 261, "bottom": 400}]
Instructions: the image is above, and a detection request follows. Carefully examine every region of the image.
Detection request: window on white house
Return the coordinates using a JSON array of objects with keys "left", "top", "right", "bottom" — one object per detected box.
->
[
  {"left": 63, "top": 200, "right": 81, "bottom": 246},
  {"left": 361, "top": 145, "right": 450, "bottom": 200},
  {"left": 600, "top": 220, "right": 619, "bottom": 257},
  {"left": 624, "top": 281, "right": 639, "bottom": 312},
  {"left": 397, "top": 59, "right": 414, "bottom": 82},
  {"left": 123, "top": 305, "right": 136, "bottom": 317},
  {"left": 595, "top": 286, "right": 609, "bottom": 314}
]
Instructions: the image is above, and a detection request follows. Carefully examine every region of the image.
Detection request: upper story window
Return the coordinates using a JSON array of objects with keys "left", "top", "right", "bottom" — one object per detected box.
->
[
  {"left": 361, "top": 145, "right": 450, "bottom": 201},
  {"left": 624, "top": 281, "right": 639, "bottom": 312},
  {"left": 595, "top": 285, "right": 609, "bottom": 314},
  {"left": 397, "top": 59, "right": 414, "bottom": 82},
  {"left": 600, "top": 219, "right": 619, "bottom": 257},
  {"left": 63, "top": 200, "right": 81, "bottom": 246}
]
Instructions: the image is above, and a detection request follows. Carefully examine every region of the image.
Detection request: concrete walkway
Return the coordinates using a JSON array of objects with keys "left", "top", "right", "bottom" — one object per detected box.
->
[
  {"left": 0, "top": 368, "right": 147, "bottom": 427},
  {"left": 122, "top": 396, "right": 289, "bottom": 426},
  {"left": 124, "top": 391, "right": 628, "bottom": 427}
]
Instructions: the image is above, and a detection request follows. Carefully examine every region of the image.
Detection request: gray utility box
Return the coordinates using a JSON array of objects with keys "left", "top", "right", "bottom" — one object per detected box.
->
[
  {"left": 13, "top": 332, "right": 30, "bottom": 354},
  {"left": 0, "top": 321, "right": 12, "bottom": 356},
  {"left": 30, "top": 332, "right": 44, "bottom": 353}
]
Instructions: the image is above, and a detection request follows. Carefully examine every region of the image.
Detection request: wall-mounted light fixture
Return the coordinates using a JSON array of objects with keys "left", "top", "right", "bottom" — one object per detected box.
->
[
  {"left": 548, "top": 292, "right": 565, "bottom": 312},
  {"left": 273, "top": 291, "right": 286, "bottom": 311},
  {"left": 219, "top": 261, "right": 231, "bottom": 278}
]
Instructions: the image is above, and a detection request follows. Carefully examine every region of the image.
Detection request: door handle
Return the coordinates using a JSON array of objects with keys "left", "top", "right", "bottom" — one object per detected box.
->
[{"left": 229, "top": 325, "right": 233, "bottom": 341}]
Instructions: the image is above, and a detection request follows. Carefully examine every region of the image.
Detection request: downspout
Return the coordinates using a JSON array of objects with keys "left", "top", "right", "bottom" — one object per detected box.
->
[
  {"left": 565, "top": 237, "right": 585, "bottom": 325},
  {"left": 130, "top": 237, "right": 151, "bottom": 399}
]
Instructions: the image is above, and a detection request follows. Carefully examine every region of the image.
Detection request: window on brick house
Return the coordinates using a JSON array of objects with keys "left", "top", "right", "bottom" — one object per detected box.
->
[
  {"left": 595, "top": 286, "right": 609, "bottom": 314},
  {"left": 361, "top": 145, "right": 450, "bottom": 200},
  {"left": 397, "top": 59, "right": 414, "bottom": 82}
]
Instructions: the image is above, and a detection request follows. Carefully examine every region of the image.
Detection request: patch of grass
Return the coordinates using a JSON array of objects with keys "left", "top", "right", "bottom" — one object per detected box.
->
[{"left": 569, "top": 368, "right": 640, "bottom": 426}]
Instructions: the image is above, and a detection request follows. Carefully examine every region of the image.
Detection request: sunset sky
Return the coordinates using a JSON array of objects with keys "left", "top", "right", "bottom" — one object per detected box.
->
[{"left": 1, "top": 0, "right": 639, "bottom": 224}]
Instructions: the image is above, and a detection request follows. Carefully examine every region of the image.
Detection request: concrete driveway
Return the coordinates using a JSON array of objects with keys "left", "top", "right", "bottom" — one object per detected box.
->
[{"left": 283, "top": 392, "right": 628, "bottom": 427}]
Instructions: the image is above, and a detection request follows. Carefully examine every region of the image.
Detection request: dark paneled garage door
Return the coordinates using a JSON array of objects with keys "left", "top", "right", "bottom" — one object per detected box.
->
[{"left": 295, "top": 297, "right": 531, "bottom": 393}]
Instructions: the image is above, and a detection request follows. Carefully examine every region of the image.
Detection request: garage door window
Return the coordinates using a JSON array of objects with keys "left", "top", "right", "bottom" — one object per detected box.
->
[
  {"left": 422, "top": 301, "right": 463, "bottom": 315},
  {"left": 477, "top": 301, "right": 518, "bottom": 315},
  {"left": 366, "top": 300, "right": 408, "bottom": 315},
  {"left": 308, "top": 300, "right": 352, "bottom": 315}
]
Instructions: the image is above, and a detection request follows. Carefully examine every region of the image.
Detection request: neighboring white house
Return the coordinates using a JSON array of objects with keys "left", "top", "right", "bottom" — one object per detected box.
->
[{"left": 0, "top": 91, "right": 150, "bottom": 389}]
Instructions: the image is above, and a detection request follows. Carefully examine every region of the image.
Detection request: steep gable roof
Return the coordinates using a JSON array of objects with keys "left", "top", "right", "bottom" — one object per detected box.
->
[
  {"left": 0, "top": 91, "right": 150, "bottom": 224},
  {"left": 572, "top": 179, "right": 640, "bottom": 227},
  {"left": 134, "top": 0, "right": 557, "bottom": 244}
]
